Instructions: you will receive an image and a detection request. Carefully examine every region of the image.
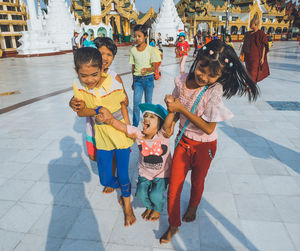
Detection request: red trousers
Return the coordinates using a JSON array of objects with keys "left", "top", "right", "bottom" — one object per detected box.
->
[{"left": 168, "top": 135, "right": 217, "bottom": 227}]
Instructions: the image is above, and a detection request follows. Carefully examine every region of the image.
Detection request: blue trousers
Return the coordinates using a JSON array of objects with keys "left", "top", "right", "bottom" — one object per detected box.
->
[
  {"left": 133, "top": 74, "right": 154, "bottom": 127},
  {"left": 97, "top": 148, "right": 131, "bottom": 197},
  {"left": 135, "top": 176, "right": 168, "bottom": 212}
]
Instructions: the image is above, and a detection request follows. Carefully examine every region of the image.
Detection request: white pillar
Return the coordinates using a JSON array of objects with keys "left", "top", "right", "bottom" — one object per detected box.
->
[
  {"left": 37, "top": 0, "right": 42, "bottom": 19},
  {"left": 26, "top": 0, "right": 40, "bottom": 30},
  {"left": 91, "top": 0, "right": 102, "bottom": 25}
]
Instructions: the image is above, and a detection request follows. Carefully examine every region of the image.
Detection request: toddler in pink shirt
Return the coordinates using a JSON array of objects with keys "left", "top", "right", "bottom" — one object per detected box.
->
[{"left": 96, "top": 103, "right": 175, "bottom": 221}]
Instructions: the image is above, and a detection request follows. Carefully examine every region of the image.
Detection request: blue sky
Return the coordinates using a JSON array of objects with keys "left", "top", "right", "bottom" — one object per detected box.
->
[
  {"left": 135, "top": 0, "right": 180, "bottom": 13},
  {"left": 35, "top": 0, "right": 180, "bottom": 12},
  {"left": 31, "top": 0, "right": 299, "bottom": 14}
]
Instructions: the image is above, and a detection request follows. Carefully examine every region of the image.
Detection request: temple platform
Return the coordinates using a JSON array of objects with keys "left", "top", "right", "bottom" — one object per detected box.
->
[{"left": 0, "top": 41, "right": 299, "bottom": 251}]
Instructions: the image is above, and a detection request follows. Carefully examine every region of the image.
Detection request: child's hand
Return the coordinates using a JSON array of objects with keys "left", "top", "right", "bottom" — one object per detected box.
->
[
  {"left": 121, "top": 96, "right": 129, "bottom": 106},
  {"left": 95, "top": 113, "right": 105, "bottom": 123},
  {"left": 166, "top": 98, "right": 183, "bottom": 113},
  {"left": 70, "top": 97, "right": 85, "bottom": 112},
  {"left": 164, "top": 95, "right": 175, "bottom": 105},
  {"left": 96, "top": 107, "right": 113, "bottom": 124},
  {"left": 140, "top": 68, "right": 148, "bottom": 75},
  {"left": 260, "top": 57, "right": 264, "bottom": 65}
]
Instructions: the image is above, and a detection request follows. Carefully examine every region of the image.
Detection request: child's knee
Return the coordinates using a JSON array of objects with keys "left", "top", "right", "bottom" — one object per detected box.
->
[
  {"left": 136, "top": 183, "right": 149, "bottom": 200},
  {"left": 133, "top": 101, "right": 140, "bottom": 109},
  {"left": 149, "top": 190, "right": 164, "bottom": 204},
  {"left": 98, "top": 169, "right": 114, "bottom": 187}
]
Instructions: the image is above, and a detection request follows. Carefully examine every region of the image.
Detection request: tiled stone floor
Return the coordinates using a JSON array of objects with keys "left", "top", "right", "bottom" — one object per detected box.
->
[
  {"left": 0, "top": 41, "right": 300, "bottom": 251},
  {"left": 266, "top": 101, "right": 300, "bottom": 111}
]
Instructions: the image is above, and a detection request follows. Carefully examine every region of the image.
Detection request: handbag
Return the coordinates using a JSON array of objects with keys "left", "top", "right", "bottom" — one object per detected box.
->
[{"left": 174, "top": 85, "right": 208, "bottom": 148}]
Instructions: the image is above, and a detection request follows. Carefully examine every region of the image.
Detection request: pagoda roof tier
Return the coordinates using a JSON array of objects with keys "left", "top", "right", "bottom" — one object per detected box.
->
[
  {"left": 71, "top": 0, "right": 155, "bottom": 25},
  {"left": 176, "top": 0, "right": 288, "bottom": 18},
  {"left": 99, "top": 0, "right": 139, "bottom": 20}
]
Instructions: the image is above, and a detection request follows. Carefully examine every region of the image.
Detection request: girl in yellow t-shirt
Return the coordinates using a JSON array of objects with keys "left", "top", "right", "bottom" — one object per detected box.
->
[
  {"left": 70, "top": 37, "right": 130, "bottom": 194},
  {"left": 73, "top": 47, "right": 136, "bottom": 227}
]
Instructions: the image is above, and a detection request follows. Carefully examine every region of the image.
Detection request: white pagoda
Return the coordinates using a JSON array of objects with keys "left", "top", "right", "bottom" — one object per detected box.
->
[
  {"left": 45, "top": 0, "right": 80, "bottom": 51},
  {"left": 151, "top": 0, "right": 184, "bottom": 45},
  {"left": 18, "top": 0, "right": 111, "bottom": 55},
  {"left": 80, "top": 0, "right": 112, "bottom": 40},
  {"left": 17, "top": 0, "right": 58, "bottom": 55}
]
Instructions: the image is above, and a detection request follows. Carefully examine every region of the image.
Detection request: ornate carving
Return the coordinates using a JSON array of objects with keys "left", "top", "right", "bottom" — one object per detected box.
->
[
  {"left": 91, "top": 15, "right": 102, "bottom": 25},
  {"left": 176, "top": 0, "right": 290, "bottom": 34},
  {"left": 72, "top": 0, "right": 154, "bottom": 26}
]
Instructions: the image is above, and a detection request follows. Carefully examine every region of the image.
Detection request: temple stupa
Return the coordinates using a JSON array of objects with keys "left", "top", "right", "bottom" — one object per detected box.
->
[
  {"left": 80, "top": 0, "right": 112, "bottom": 40},
  {"left": 151, "top": 0, "right": 184, "bottom": 44},
  {"left": 44, "top": 0, "right": 80, "bottom": 51},
  {"left": 17, "top": 0, "right": 58, "bottom": 55}
]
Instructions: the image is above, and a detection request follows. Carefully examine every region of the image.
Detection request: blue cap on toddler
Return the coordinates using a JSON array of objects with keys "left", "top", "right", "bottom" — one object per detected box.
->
[
  {"left": 138, "top": 103, "right": 168, "bottom": 121},
  {"left": 178, "top": 32, "right": 186, "bottom": 38}
]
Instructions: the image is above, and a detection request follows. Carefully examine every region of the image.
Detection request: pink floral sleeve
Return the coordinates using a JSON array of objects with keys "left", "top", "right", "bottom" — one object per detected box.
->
[
  {"left": 172, "top": 76, "right": 180, "bottom": 98},
  {"left": 202, "top": 84, "right": 234, "bottom": 122},
  {"left": 172, "top": 74, "right": 187, "bottom": 98}
]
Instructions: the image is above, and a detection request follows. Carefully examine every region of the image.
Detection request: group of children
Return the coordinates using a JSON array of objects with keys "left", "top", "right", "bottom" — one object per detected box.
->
[{"left": 70, "top": 25, "right": 259, "bottom": 244}]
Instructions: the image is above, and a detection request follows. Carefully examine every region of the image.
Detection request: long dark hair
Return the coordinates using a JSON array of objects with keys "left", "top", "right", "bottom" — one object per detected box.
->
[{"left": 187, "top": 39, "right": 259, "bottom": 101}]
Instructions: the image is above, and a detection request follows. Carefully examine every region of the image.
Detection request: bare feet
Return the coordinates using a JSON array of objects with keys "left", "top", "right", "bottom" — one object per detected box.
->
[
  {"left": 148, "top": 210, "right": 160, "bottom": 221},
  {"left": 160, "top": 226, "right": 178, "bottom": 244},
  {"left": 141, "top": 209, "right": 152, "bottom": 220},
  {"left": 182, "top": 206, "right": 197, "bottom": 222},
  {"left": 102, "top": 187, "right": 115, "bottom": 194},
  {"left": 124, "top": 206, "right": 136, "bottom": 227},
  {"left": 123, "top": 196, "right": 136, "bottom": 227}
]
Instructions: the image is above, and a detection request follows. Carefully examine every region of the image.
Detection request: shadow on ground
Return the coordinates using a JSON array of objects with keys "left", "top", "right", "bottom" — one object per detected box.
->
[
  {"left": 154, "top": 179, "right": 259, "bottom": 250},
  {"left": 73, "top": 116, "right": 98, "bottom": 175},
  {"left": 219, "top": 122, "right": 300, "bottom": 174},
  {"left": 269, "top": 62, "right": 300, "bottom": 72},
  {"left": 46, "top": 134, "right": 104, "bottom": 250}
]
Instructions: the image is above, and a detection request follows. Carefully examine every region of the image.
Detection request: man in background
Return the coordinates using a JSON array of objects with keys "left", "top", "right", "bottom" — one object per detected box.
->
[
  {"left": 72, "top": 32, "right": 79, "bottom": 54},
  {"left": 80, "top": 33, "right": 88, "bottom": 48}
]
